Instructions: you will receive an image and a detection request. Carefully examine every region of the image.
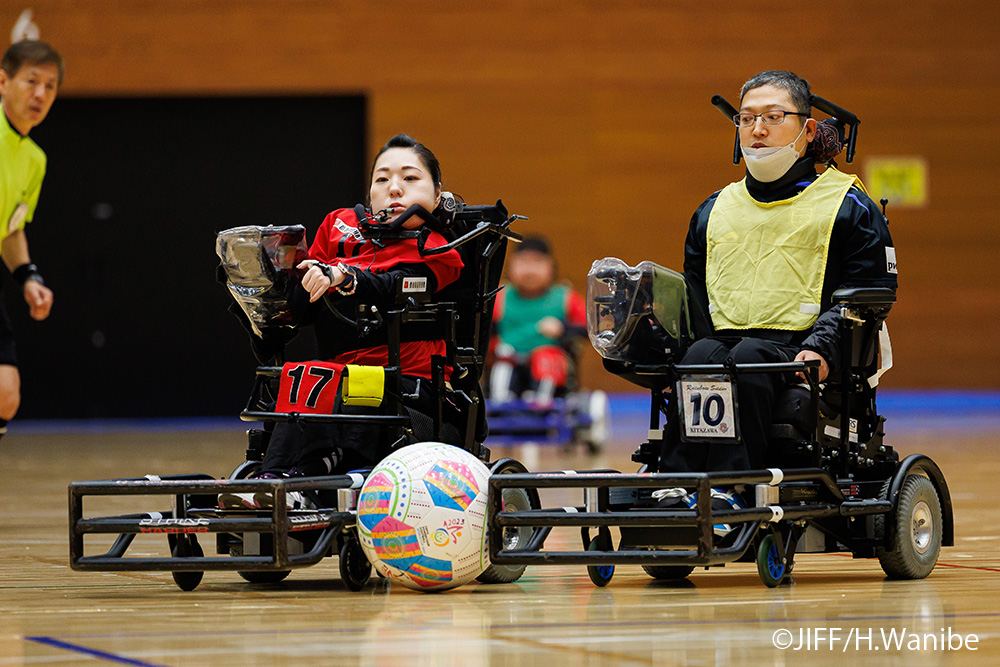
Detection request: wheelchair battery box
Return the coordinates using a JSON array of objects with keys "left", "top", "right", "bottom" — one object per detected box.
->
[
  {"left": 776, "top": 482, "right": 822, "bottom": 503},
  {"left": 619, "top": 526, "right": 702, "bottom": 550}
]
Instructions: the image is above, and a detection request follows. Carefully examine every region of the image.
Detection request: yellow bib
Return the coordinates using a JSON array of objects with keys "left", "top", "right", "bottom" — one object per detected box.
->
[{"left": 705, "top": 168, "right": 863, "bottom": 331}]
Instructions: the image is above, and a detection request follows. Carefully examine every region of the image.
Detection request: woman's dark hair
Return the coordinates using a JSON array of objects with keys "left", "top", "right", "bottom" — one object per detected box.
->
[{"left": 370, "top": 134, "right": 442, "bottom": 187}]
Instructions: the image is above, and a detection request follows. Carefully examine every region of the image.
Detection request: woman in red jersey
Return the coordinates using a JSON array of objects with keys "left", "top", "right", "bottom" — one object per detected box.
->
[{"left": 222, "top": 135, "right": 465, "bottom": 509}]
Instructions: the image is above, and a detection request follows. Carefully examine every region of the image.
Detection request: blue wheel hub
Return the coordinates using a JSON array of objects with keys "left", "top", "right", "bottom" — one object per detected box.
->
[{"left": 767, "top": 543, "right": 784, "bottom": 579}]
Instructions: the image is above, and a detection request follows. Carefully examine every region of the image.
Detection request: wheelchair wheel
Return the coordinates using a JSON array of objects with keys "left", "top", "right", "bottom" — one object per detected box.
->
[
  {"left": 228, "top": 460, "right": 262, "bottom": 480},
  {"left": 227, "top": 460, "right": 290, "bottom": 584},
  {"left": 339, "top": 536, "right": 372, "bottom": 591},
  {"left": 477, "top": 486, "right": 532, "bottom": 584},
  {"left": 238, "top": 570, "right": 291, "bottom": 584},
  {"left": 169, "top": 535, "right": 204, "bottom": 592},
  {"left": 586, "top": 530, "right": 615, "bottom": 587},
  {"left": 641, "top": 564, "right": 694, "bottom": 581},
  {"left": 477, "top": 459, "right": 538, "bottom": 584},
  {"left": 756, "top": 533, "right": 788, "bottom": 588},
  {"left": 875, "top": 474, "right": 942, "bottom": 580}
]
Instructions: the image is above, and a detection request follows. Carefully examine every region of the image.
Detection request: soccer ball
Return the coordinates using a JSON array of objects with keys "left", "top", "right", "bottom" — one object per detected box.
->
[{"left": 357, "top": 442, "right": 491, "bottom": 591}]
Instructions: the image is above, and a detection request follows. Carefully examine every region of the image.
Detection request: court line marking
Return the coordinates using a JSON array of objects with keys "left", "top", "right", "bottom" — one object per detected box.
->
[
  {"left": 30, "top": 611, "right": 1000, "bottom": 641},
  {"left": 0, "top": 584, "right": 170, "bottom": 590},
  {"left": 25, "top": 636, "right": 166, "bottom": 667},
  {"left": 828, "top": 552, "right": 1000, "bottom": 573},
  {"left": 486, "top": 629, "right": 652, "bottom": 665},
  {"left": 934, "top": 561, "right": 1000, "bottom": 573}
]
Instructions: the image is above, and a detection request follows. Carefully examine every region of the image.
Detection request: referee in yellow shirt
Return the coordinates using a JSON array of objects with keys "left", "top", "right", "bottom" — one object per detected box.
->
[{"left": 0, "top": 40, "right": 62, "bottom": 437}]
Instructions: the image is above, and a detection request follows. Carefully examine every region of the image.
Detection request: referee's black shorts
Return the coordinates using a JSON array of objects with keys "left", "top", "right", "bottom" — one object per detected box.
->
[{"left": 0, "top": 298, "right": 18, "bottom": 367}]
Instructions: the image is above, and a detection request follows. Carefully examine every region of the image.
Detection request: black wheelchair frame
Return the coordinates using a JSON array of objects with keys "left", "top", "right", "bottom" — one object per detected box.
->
[
  {"left": 69, "top": 201, "right": 539, "bottom": 592},
  {"left": 487, "top": 287, "right": 954, "bottom": 587}
]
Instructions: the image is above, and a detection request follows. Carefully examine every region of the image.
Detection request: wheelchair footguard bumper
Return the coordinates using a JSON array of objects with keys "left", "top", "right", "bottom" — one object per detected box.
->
[
  {"left": 69, "top": 474, "right": 364, "bottom": 573},
  {"left": 486, "top": 468, "right": 894, "bottom": 568}
]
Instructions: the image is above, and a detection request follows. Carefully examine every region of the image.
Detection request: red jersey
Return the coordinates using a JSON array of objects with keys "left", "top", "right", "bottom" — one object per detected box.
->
[
  {"left": 309, "top": 209, "right": 463, "bottom": 289},
  {"left": 309, "top": 208, "right": 464, "bottom": 379}
]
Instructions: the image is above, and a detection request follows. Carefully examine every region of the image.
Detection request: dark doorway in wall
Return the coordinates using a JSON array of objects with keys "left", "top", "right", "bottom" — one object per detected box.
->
[{"left": 8, "top": 95, "right": 367, "bottom": 419}]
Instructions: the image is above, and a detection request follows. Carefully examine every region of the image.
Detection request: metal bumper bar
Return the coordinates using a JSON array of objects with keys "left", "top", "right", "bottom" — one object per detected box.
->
[
  {"left": 69, "top": 474, "right": 364, "bottom": 572},
  {"left": 487, "top": 469, "right": 890, "bottom": 567}
]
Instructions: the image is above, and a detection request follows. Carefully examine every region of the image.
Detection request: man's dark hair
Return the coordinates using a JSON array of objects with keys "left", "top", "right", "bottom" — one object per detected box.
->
[
  {"left": 740, "top": 70, "right": 810, "bottom": 116},
  {"left": 371, "top": 134, "right": 442, "bottom": 187},
  {"left": 2, "top": 40, "right": 64, "bottom": 86}
]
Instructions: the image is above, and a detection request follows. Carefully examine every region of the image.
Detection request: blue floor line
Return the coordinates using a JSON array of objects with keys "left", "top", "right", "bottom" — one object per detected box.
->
[
  {"left": 608, "top": 389, "right": 1000, "bottom": 417},
  {"left": 11, "top": 416, "right": 247, "bottom": 436},
  {"left": 25, "top": 636, "right": 165, "bottom": 667},
  {"left": 9, "top": 390, "right": 999, "bottom": 436}
]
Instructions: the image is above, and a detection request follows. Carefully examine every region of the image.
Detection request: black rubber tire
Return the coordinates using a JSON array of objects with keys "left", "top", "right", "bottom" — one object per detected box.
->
[
  {"left": 586, "top": 534, "right": 615, "bottom": 587},
  {"left": 339, "top": 536, "right": 372, "bottom": 591},
  {"left": 641, "top": 564, "right": 695, "bottom": 580},
  {"left": 477, "top": 487, "right": 532, "bottom": 584},
  {"left": 756, "top": 533, "right": 786, "bottom": 588},
  {"left": 875, "top": 474, "right": 943, "bottom": 579},
  {"left": 170, "top": 536, "right": 205, "bottom": 592},
  {"left": 228, "top": 460, "right": 262, "bottom": 481},
  {"left": 238, "top": 570, "right": 291, "bottom": 584}
]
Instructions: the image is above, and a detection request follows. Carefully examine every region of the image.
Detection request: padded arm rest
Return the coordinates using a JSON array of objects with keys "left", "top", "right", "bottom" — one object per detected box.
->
[
  {"left": 832, "top": 287, "right": 896, "bottom": 307},
  {"left": 602, "top": 358, "right": 673, "bottom": 391}
]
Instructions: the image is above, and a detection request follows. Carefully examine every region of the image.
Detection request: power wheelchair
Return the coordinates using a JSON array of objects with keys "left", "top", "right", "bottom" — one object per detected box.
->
[
  {"left": 69, "top": 199, "right": 540, "bottom": 592},
  {"left": 486, "top": 95, "right": 954, "bottom": 588},
  {"left": 485, "top": 335, "right": 610, "bottom": 453}
]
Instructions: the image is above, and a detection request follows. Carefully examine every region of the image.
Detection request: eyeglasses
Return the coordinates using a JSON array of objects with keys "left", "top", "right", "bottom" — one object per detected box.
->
[{"left": 733, "top": 110, "right": 809, "bottom": 128}]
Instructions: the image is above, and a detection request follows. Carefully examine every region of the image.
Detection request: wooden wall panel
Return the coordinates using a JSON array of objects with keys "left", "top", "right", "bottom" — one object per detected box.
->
[{"left": 4, "top": 0, "right": 998, "bottom": 388}]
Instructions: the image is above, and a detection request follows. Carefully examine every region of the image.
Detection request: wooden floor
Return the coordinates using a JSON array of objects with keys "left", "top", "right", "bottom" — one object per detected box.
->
[{"left": 2, "top": 424, "right": 999, "bottom": 666}]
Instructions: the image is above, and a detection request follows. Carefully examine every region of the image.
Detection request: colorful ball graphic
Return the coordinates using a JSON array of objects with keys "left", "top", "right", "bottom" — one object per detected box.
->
[{"left": 357, "top": 443, "right": 491, "bottom": 591}]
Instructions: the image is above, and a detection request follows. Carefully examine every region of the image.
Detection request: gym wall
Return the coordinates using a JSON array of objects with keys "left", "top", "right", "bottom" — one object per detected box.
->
[
  {"left": 8, "top": 96, "right": 365, "bottom": 418},
  {"left": 4, "top": 2, "right": 997, "bottom": 414}
]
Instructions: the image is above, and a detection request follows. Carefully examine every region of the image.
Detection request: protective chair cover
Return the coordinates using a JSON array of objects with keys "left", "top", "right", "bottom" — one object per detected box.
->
[
  {"left": 216, "top": 225, "right": 308, "bottom": 336},
  {"left": 586, "top": 258, "right": 693, "bottom": 365}
]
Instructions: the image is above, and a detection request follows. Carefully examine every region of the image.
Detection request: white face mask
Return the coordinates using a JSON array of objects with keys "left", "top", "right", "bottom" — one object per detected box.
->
[{"left": 741, "top": 120, "right": 808, "bottom": 183}]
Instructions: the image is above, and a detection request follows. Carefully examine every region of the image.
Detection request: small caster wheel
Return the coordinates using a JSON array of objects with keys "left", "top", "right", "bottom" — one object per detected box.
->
[
  {"left": 586, "top": 532, "right": 615, "bottom": 587},
  {"left": 238, "top": 570, "right": 291, "bottom": 584},
  {"left": 642, "top": 564, "right": 694, "bottom": 580},
  {"left": 340, "top": 536, "right": 372, "bottom": 591},
  {"left": 169, "top": 535, "right": 205, "bottom": 592},
  {"left": 756, "top": 533, "right": 789, "bottom": 588}
]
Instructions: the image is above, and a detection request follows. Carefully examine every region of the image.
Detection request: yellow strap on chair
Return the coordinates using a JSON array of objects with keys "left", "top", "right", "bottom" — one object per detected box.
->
[{"left": 342, "top": 365, "right": 385, "bottom": 407}]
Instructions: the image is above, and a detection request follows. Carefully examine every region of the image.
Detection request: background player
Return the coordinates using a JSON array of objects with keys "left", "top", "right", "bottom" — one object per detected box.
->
[{"left": 488, "top": 236, "right": 587, "bottom": 405}]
